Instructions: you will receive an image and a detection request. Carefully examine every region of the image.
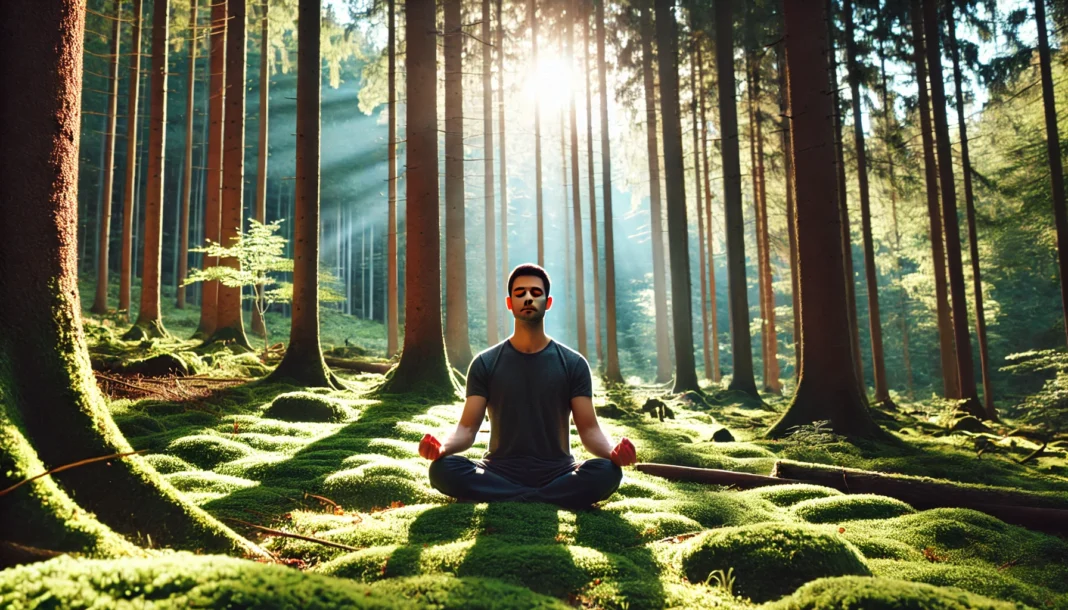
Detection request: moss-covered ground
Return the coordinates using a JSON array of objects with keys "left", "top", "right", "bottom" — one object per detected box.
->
[{"left": 4, "top": 288, "right": 1067, "bottom": 608}]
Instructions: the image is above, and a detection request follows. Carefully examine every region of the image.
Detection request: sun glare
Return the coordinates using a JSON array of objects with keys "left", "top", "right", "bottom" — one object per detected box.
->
[{"left": 522, "top": 52, "right": 574, "bottom": 114}]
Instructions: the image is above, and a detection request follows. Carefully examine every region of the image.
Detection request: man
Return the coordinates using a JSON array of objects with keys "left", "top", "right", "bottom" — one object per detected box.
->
[{"left": 419, "top": 263, "right": 637, "bottom": 509}]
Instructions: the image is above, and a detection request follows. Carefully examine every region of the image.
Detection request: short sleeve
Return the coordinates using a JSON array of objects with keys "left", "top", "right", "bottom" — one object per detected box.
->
[
  {"left": 466, "top": 354, "right": 489, "bottom": 398},
  {"left": 569, "top": 354, "right": 593, "bottom": 399}
]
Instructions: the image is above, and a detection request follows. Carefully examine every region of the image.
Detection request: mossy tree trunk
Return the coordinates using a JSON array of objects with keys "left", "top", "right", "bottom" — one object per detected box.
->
[
  {"left": 268, "top": 0, "right": 340, "bottom": 389},
  {"left": 119, "top": 0, "right": 145, "bottom": 318},
  {"left": 251, "top": 0, "right": 270, "bottom": 338},
  {"left": 444, "top": 0, "right": 472, "bottom": 370},
  {"left": 379, "top": 0, "right": 457, "bottom": 398},
  {"left": 568, "top": 0, "right": 587, "bottom": 358},
  {"left": 769, "top": 0, "right": 881, "bottom": 439},
  {"left": 715, "top": 0, "right": 758, "bottom": 398},
  {"left": 126, "top": 0, "right": 172, "bottom": 341},
  {"left": 699, "top": 40, "right": 721, "bottom": 383},
  {"left": 92, "top": 0, "right": 123, "bottom": 316},
  {"left": 195, "top": 0, "right": 227, "bottom": 339},
  {"left": 597, "top": 0, "right": 624, "bottom": 383},
  {"left": 176, "top": 0, "right": 198, "bottom": 311},
  {"left": 482, "top": 0, "right": 498, "bottom": 348},
  {"left": 0, "top": 0, "right": 262, "bottom": 555},
  {"left": 639, "top": 0, "right": 672, "bottom": 383}
]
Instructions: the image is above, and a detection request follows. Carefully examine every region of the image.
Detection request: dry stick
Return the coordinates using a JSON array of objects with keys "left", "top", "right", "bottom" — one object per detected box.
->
[
  {"left": 0, "top": 450, "right": 148, "bottom": 497},
  {"left": 304, "top": 492, "right": 341, "bottom": 510},
  {"left": 223, "top": 518, "right": 362, "bottom": 553}
]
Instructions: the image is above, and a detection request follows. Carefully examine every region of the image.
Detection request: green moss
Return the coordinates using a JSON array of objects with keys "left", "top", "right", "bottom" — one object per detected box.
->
[
  {"left": 765, "top": 576, "right": 1024, "bottom": 609},
  {"left": 367, "top": 574, "right": 571, "bottom": 609},
  {"left": 166, "top": 434, "right": 254, "bottom": 469},
  {"left": 868, "top": 559, "right": 1063, "bottom": 608},
  {"left": 740, "top": 484, "right": 844, "bottom": 507},
  {"left": 669, "top": 488, "right": 779, "bottom": 528},
  {"left": 143, "top": 454, "right": 194, "bottom": 474},
  {"left": 322, "top": 469, "right": 443, "bottom": 510},
  {"left": 164, "top": 471, "right": 258, "bottom": 495},
  {"left": 264, "top": 391, "right": 355, "bottom": 423},
  {"left": 679, "top": 522, "right": 871, "bottom": 602},
  {"left": 791, "top": 494, "right": 916, "bottom": 523}
]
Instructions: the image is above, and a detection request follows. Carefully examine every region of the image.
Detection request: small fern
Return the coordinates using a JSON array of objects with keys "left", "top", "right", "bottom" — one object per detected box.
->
[{"left": 704, "top": 567, "right": 736, "bottom": 596}]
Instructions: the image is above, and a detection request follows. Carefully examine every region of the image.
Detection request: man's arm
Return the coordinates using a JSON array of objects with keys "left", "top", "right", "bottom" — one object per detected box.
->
[
  {"left": 437, "top": 395, "right": 489, "bottom": 457},
  {"left": 571, "top": 396, "right": 616, "bottom": 459}
]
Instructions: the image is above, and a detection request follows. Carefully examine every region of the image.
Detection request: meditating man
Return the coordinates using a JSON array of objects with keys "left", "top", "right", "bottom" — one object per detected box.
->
[{"left": 419, "top": 263, "right": 637, "bottom": 509}]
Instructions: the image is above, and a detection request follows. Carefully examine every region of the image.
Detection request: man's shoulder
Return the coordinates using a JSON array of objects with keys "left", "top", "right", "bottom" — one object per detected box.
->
[
  {"left": 471, "top": 340, "right": 511, "bottom": 366},
  {"left": 551, "top": 340, "right": 590, "bottom": 367}
]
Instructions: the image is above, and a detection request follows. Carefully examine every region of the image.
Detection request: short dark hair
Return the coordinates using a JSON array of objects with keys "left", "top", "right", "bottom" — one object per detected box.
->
[{"left": 507, "top": 263, "right": 551, "bottom": 296}]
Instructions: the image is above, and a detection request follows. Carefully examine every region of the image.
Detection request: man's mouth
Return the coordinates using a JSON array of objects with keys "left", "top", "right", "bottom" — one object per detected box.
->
[{"left": 522, "top": 307, "right": 535, "bottom": 312}]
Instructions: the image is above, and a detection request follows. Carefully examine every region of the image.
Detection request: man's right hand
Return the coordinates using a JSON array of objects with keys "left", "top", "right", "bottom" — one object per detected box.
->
[{"left": 419, "top": 433, "right": 442, "bottom": 461}]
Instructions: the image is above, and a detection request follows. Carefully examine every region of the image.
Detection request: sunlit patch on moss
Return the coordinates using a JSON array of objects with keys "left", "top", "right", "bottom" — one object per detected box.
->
[
  {"left": 765, "top": 575, "right": 1023, "bottom": 609},
  {"left": 323, "top": 469, "right": 444, "bottom": 510},
  {"left": 143, "top": 453, "right": 194, "bottom": 474},
  {"left": 263, "top": 391, "right": 356, "bottom": 423},
  {"left": 166, "top": 434, "right": 255, "bottom": 469},
  {"left": 739, "top": 484, "right": 843, "bottom": 507},
  {"left": 791, "top": 494, "right": 915, "bottom": 523}
]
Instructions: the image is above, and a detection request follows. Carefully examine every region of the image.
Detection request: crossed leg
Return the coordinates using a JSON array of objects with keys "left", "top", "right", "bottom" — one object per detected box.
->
[{"left": 428, "top": 455, "right": 622, "bottom": 509}]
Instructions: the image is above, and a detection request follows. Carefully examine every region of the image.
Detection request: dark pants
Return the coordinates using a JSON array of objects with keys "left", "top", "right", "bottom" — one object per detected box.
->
[{"left": 428, "top": 455, "right": 622, "bottom": 510}]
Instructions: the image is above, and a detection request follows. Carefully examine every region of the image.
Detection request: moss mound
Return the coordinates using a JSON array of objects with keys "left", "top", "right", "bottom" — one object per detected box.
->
[
  {"left": 322, "top": 469, "right": 442, "bottom": 510},
  {"left": 166, "top": 434, "right": 254, "bottom": 469},
  {"left": 868, "top": 559, "right": 1064, "bottom": 608},
  {"left": 367, "top": 574, "right": 571, "bottom": 609},
  {"left": 679, "top": 522, "right": 871, "bottom": 602},
  {"left": 264, "top": 391, "right": 353, "bottom": 423},
  {"left": 143, "top": 453, "right": 195, "bottom": 474},
  {"left": 740, "top": 484, "right": 844, "bottom": 507},
  {"left": 0, "top": 554, "right": 406, "bottom": 608},
  {"left": 765, "top": 576, "right": 1022, "bottom": 609},
  {"left": 792, "top": 494, "right": 916, "bottom": 523}
]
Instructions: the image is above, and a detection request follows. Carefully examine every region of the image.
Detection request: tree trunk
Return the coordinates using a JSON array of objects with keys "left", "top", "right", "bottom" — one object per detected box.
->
[
  {"left": 568, "top": 0, "right": 587, "bottom": 357},
  {"left": 251, "top": 1, "right": 270, "bottom": 338},
  {"left": 715, "top": 0, "right": 758, "bottom": 397},
  {"left": 387, "top": 0, "right": 400, "bottom": 357},
  {"left": 582, "top": 6, "right": 603, "bottom": 365},
  {"left": 209, "top": 0, "right": 252, "bottom": 349},
  {"left": 195, "top": 0, "right": 227, "bottom": 339},
  {"left": 0, "top": 0, "right": 263, "bottom": 556},
  {"left": 777, "top": 35, "right": 801, "bottom": 380},
  {"left": 922, "top": 0, "right": 981, "bottom": 416},
  {"left": 768, "top": 0, "right": 881, "bottom": 439},
  {"left": 909, "top": 0, "right": 958, "bottom": 398},
  {"left": 497, "top": 0, "right": 509, "bottom": 343},
  {"left": 444, "top": 0, "right": 472, "bottom": 369},
  {"left": 597, "top": 0, "right": 623, "bottom": 383},
  {"left": 752, "top": 54, "right": 780, "bottom": 394},
  {"left": 690, "top": 32, "right": 712, "bottom": 382},
  {"left": 176, "top": 0, "right": 198, "bottom": 311},
  {"left": 126, "top": 0, "right": 172, "bottom": 340},
  {"left": 654, "top": 0, "right": 698, "bottom": 393},
  {"left": 639, "top": 0, "right": 671, "bottom": 382},
  {"left": 699, "top": 41, "right": 721, "bottom": 383},
  {"left": 530, "top": 0, "right": 545, "bottom": 267},
  {"left": 1036, "top": 0, "right": 1068, "bottom": 348},
  {"left": 562, "top": 110, "right": 573, "bottom": 346},
  {"left": 92, "top": 0, "right": 123, "bottom": 315},
  {"left": 482, "top": 0, "right": 498, "bottom": 348},
  {"left": 747, "top": 56, "right": 767, "bottom": 387},
  {"left": 379, "top": 0, "right": 456, "bottom": 397},
  {"left": 826, "top": 0, "right": 864, "bottom": 385},
  {"left": 119, "top": 0, "right": 144, "bottom": 317},
  {"left": 948, "top": 7, "right": 994, "bottom": 418},
  {"left": 844, "top": 0, "right": 888, "bottom": 404}
]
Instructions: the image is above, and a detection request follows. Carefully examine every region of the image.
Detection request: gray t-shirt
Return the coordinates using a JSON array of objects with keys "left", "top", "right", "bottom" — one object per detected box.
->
[{"left": 466, "top": 339, "right": 593, "bottom": 487}]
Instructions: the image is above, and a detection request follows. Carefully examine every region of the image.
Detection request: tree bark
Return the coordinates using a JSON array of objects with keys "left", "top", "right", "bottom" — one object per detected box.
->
[
  {"left": 923, "top": 0, "right": 981, "bottom": 415},
  {"left": 768, "top": 0, "right": 880, "bottom": 438},
  {"left": 747, "top": 56, "right": 767, "bottom": 386},
  {"left": 176, "top": 1, "right": 198, "bottom": 310},
  {"left": 562, "top": 110, "right": 573, "bottom": 346},
  {"left": 0, "top": 0, "right": 262, "bottom": 555},
  {"left": 387, "top": 0, "right": 400, "bottom": 357},
  {"left": 776, "top": 34, "right": 800, "bottom": 379},
  {"left": 948, "top": 6, "right": 994, "bottom": 418},
  {"left": 582, "top": 7, "right": 603, "bottom": 365},
  {"left": 639, "top": 0, "right": 672, "bottom": 383},
  {"left": 195, "top": 0, "right": 227, "bottom": 339},
  {"left": 699, "top": 41, "right": 721, "bottom": 383},
  {"left": 844, "top": 0, "right": 889, "bottom": 403},
  {"left": 482, "top": 0, "right": 498, "bottom": 348},
  {"left": 1036, "top": 0, "right": 1068, "bottom": 348},
  {"left": 251, "top": 0, "right": 270, "bottom": 338},
  {"left": 909, "top": 0, "right": 958, "bottom": 398},
  {"left": 92, "top": 0, "right": 124, "bottom": 315},
  {"left": 497, "top": 0, "right": 509, "bottom": 343},
  {"left": 379, "top": 0, "right": 457, "bottom": 397},
  {"left": 568, "top": 0, "right": 587, "bottom": 357},
  {"left": 715, "top": 0, "right": 758, "bottom": 397},
  {"left": 444, "top": 0, "right": 472, "bottom": 369},
  {"left": 597, "top": 0, "right": 623, "bottom": 383},
  {"left": 752, "top": 53, "right": 781, "bottom": 394},
  {"left": 690, "top": 32, "right": 711, "bottom": 383},
  {"left": 531, "top": 0, "right": 545, "bottom": 267},
  {"left": 119, "top": 0, "right": 144, "bottom": 317}
]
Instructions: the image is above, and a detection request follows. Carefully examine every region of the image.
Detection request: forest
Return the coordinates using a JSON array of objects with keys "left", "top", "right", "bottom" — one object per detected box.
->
[{"left": 2, "top": 0, "right": 1068, "bottom": 607}]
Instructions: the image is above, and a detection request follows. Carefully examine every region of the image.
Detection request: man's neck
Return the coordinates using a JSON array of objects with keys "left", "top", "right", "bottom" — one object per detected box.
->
[{"left": 509, "top": 321, "right": 550, "bottom": 353}]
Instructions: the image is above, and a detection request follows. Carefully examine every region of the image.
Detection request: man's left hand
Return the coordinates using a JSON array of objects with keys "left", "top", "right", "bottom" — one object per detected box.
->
[{"left": 610, "top": 437, "right": 636, "bottom": 467}]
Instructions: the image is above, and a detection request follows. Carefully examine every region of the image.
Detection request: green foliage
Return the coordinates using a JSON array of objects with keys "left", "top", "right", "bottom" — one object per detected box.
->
[{"left": 1001, "top": 349, "right": 1068, "bottom": 434}]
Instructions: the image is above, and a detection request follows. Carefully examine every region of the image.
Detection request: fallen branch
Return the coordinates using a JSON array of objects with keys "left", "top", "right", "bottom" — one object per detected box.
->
[
  {"left": 0, "top": 449, "right": 148, "bottom": 497},
  {"left": 1016, "top": 442, "right": 1047, "bottom": 465},
  {"left": 323, "top": 357, "right": 391, "bottom": 375},
  {"left": 634, "top": 463, "right": 805, "bottom": 489},
  {"left": 223, "top": 518, "right": 361, "bottom": 553}
]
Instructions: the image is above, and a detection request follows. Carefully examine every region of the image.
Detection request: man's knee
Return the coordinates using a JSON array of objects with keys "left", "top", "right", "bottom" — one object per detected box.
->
[
  {"left": 583, "top": 458, "right": 623, "bottom": 496},
  {"left": 428, "top": 455, "right": 471, "bottom": 494}
]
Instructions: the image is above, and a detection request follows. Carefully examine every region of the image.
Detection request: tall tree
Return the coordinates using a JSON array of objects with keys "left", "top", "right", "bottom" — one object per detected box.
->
[
  {"left": 444, "top": 0, "right": 472, "bottom": 368},
  {"left": 922, "top": 0, "right": 982, "bottom": 416},
  {"left": 844, "top": 0, "right": 889, "bottom": 404},
  {"left": 776, "top": 31, "right": 801, "bottom": 378},
  {"left": 1035, "top": 0, "right": 1068, "bottom": 348},
  {"left": 251, "top": 0, "right": 270, "bottom": 337},
  {"left": 655, "top": 0, "right": 698, "bottom": 392},
  {"left": 568, "top": 0, "right": 587, "bottom": 357},
  {"left": 91, "top": 0, "right": 123, "bottom": 315},
  {"left": 948, "top": 3, "right": 994, "bottom": 418},
  {"left": 268, "top": 0, "right": 339, "bottom": 388},
  {"left": 176, "top": 0, "right": 198, "bottom": 310},
  {"left": 597, "top": 0, "right": 623, "bottom": 383},
  {"left": 639, "top": 0, "right": 672, "bottom": 382},
  {"left": 716, "top": 0, "right": 758, "bottom": 397},
  {"left": 195, "top": 0, "right": 227, "bottom": 339},
  {"left": 909, "top": 0, "right": 958, "bottom": 398},
  {"left": 380, "top": 0, "right": 456, "bottom": 396},
  {"left": 769, "top": 0, "right": 881, "bottom": 438},
  {"left": 584, "top": 3, "right": 604, "bottom": 364},
  {"left": 119, "top": 0, "right": 144, "bottom": 317},
  {"left": 691, "top": 29, "right": 712, "bottom": 382},
  {"left": 483, "top": 0, "right": 499, "bottom": 347},
  {"left": 0, "top": 0, "right": 262, "bottom": 555},
  {"left": 699, "top": 39, "right": 721, "bottom": 383},
  {"left": 497, "top": 0, "right": 509, "bottom": 343},
  {"left": 387, "top": 0, "right": 399, "bottom": 357},
  {"left": 531, "top": 0, "right": 545, "bottom": 266}
]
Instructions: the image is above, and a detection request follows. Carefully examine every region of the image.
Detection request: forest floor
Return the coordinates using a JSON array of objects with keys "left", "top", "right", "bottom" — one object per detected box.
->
[{"left": 3, "top": 285, "right": 1068, "bottom": 608}]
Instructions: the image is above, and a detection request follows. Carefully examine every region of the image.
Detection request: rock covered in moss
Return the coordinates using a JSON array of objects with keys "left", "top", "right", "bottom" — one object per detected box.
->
[
  {"left": 166, "top": 434, "right": 254, "bottom": 469},
  {"left": 679, "top": 522, "right": 871, "bottom": 602},
  {"left": 712, "top": 428, "right": 736, "bottom": 442},
  {"left": 125, "top": 352, "right": 189, "bottom": 377},
  {"left": 264, "top": 391, "right": 353, "bottom": 423},
  {"left": 765, "top": 576, "right": 1023, "bottom": 609},
  {"left": 792, "top": 494, "right": 915, "bottom": 523},
  {"left": 950, "top": 416, "right": 992, "bottom": 434}
]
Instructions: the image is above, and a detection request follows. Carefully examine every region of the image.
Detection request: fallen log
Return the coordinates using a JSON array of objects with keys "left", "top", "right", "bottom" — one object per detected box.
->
[
  {"left": 323, "top": 357, "right": 391, "bottom": 375},
  {"left": 634, "top": 463, "right": 805, "bottom": 489}
]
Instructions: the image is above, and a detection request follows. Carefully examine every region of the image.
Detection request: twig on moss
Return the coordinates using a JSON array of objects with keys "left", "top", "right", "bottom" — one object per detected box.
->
[
  {"left": 223, "top": 518, "right": 362, "bottom": 553},
  {"left": 0, "top": 449, "right": 147, "bottom": 497}
]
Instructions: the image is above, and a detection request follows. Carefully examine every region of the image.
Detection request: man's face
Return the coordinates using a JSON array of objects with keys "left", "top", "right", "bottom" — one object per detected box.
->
[{"left": 506, "top": 276, "right": 552, "bottom": 323}]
